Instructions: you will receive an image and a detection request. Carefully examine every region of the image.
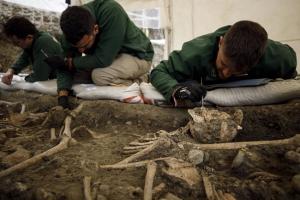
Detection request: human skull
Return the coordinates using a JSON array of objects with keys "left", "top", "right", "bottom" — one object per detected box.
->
[{"left": 188, "top": 107, "right": 243, "bottom": 143}]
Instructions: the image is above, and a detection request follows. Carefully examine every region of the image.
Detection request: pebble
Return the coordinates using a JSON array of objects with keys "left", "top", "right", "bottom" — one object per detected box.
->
[
  {"left": 188, "top": 149, "right": 204, "bottom": 165},
  {"left": 125, "top": 121, "right": 132, "bottom": 125}
]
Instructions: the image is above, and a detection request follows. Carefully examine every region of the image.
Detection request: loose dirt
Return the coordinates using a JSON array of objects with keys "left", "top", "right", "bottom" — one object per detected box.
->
[{"left": 0, "top": 90, "right": 299, "bottom": 200}]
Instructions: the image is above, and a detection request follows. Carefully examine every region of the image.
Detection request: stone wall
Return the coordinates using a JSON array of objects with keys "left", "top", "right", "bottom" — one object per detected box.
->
[{"left": 0, "top": 1, "right": 61, "bottom": 36}]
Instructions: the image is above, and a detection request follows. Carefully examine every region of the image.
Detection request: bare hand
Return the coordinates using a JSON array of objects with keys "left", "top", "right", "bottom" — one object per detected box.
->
[{"left": 1, "top": 69, "right": 14, "bottom": 85}]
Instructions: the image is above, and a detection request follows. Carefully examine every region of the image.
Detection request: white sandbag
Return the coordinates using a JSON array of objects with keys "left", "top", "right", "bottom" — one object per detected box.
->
[
  {"left": 0, "top": 73, "right": 29, "bottom": 91},
  {"left": 75, "top": 83, "right": 143, "bottom": 103},
  {"left": 0, "top": 73, "right": 57, "bottom": 95},
  {"left": 205, "top": 79, "right": 300, "bottom": 106},
  {"left": 32, "top": 79, "right": 57, "bottom": 95},
  {"left": 140, "top": 79, "right": 300, "bottom": 106}
]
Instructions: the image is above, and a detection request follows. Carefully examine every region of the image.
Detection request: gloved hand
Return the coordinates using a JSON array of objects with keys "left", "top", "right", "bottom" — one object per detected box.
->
[
  {"left": 44, "top": 56, "right": 72, "bottom": 71},
  {"left": 58, "top": 96, "right": 70, "bottom": 109},
  {"left": 172, "top": 80, "right": 207, "bottom": 103}
]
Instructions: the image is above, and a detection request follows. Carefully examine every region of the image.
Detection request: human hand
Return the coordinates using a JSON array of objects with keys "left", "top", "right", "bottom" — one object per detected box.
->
[
  {"left": 1, "top": 69, "right": 14, "bottom": 85},
  {"left": 172, "top": 80, "right": 207, "bottom": 104}
]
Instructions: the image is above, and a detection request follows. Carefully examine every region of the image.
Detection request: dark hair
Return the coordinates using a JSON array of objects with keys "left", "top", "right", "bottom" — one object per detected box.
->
[
  {"left": 60, "top": 6, "right": 96, "bottom": 44},
  {"left": 223, "top": 20, "right": 268, "bottom": 72},
  {"left": 3, "top": 16, "right": 37, "bottom": 39}
]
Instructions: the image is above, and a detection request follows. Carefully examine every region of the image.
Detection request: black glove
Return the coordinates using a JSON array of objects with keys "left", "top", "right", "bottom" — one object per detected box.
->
[
  {"left": 173, "top": 80, "right": 207, "bottom": 102},
  {"left": 58, "top": 96, "right": 70, "bottom": 109},
  {"left": 44, "top": 56, "right": 69, "bottom": 71}
]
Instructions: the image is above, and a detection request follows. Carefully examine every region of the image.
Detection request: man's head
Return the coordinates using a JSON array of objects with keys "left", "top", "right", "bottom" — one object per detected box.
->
[
  {"left": 216, "top": 20, "right": 268, "bottom": 79},
  {"left": 60, "top": 6, "right": 99, "bottom": 53},
  {"left": 3, "top": 16, "right": 37, "bottom": 49}
]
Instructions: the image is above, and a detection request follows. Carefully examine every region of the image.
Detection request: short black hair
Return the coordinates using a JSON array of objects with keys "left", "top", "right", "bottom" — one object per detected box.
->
[
  {"left": 60, "top": 6, "right": 96, "bottom": 45},
  {"left": 223, "top": 20, "right": 268, "bottom": 72},
  {"left": 3, "top": 16, "right": 37, "bottom": 39}
]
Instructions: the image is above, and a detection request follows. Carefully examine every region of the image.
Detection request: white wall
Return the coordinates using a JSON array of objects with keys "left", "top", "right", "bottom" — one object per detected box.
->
[{"left": 171, "top": 0, "right": 300, "bottom": 72}]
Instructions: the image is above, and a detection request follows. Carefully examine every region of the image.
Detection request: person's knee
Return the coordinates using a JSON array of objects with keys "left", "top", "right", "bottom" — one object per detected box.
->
[{"left": 91, "top": 68, "right": 110, "bottom": 85}]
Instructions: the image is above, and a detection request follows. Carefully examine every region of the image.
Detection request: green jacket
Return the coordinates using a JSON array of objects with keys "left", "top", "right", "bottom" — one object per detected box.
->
[
  {"left": 150, "top": 26, "right": 297, "bottom": 102},
  {"left": 12, "top": 31, "right": 62, "bottom": 82},
  {"left": 58, "top": 0, "right": 154, "bottom": 90}
]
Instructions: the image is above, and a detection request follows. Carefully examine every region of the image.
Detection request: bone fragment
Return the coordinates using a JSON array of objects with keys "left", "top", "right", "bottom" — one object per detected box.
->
[
  {"left": 201, "top": 172, "right": 214, "bottom": 200},
  {"left": 83, "top": 176, "right": 92, "bottom": 200},
  {"left": 0, "top": 103, "right": 85, "bottom": 178},
  {"left": 99, "top": 157, "right": 171, "bottom": 169},
  {"left": 144, "top": 161, "right": 157, "bottom": 200},
  {"left": 117, "top": 137, "right": 172, "bottom": 165},
  {"left": 50, "top": 128, "right": 56, "bottom": 140},
  {"left": 181, "top": 134, "right": 299, "bottom": 150}
]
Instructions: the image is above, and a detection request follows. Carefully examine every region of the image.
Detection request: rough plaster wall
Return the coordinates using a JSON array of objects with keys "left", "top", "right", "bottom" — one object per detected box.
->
[
  {"left": 0, "top": 1, "right": 61, "bottom": 36},
  {"left": 171, "top": 0, "right": 300, "bottom": 72}
]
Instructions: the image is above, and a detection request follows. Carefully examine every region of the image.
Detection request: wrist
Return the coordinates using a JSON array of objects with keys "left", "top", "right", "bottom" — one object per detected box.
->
[
  {"left": 7, "top": 68, "right": 14, "bottom": 75},
  {"left": 58, "top": 90, "right": 69, "bottom": 97},
  {"left": 66, "top": 57, "right": 73, "bottom": 70}
]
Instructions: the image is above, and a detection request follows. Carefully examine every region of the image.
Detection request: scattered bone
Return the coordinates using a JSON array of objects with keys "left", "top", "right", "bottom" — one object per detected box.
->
[
  {"left": 50, "top": 128, "right": 56, "bottom": 141},
  {"left": 20, "top": 104, "right": 26, "bottom": 114},
  {"left": 201, "top": 172, "right": 214, "bottom": 200},
  {"left": 231, "top": 149, "right": 246, "bottom": 168},
  {"left": 187, "top": 107, "right": 243, "bottom": 143},
  {"left": 123, "top": 145, "right": 150, "bottom": 151},
  {"left": 153, "top": 182, "right": 166, "bottom": 197},
  {"left": 213, "top": 187, "right": 237, "bottom": 200},
  {"left": 0, "top": 102, "right": 85, "bottom": 178},
  {"left": 83, "top": 176, "right": 92, "bottom": 200},
  {"left": 161, "top": 193, "right": 182, "bottom": 200},
  {"left": 180, "top": 134, "right": 300, "bottom": 150},
  {"left": 117, "top": 137, "right": 172, "bottom": 165},
  {"left": 144, "top": 161, "right": 157, "bottom": 200},
  {"left": 129, "top": 141, "right": 154, "bottom": 146},
  {"left": 162, "top": 158, "right": 201, "bottom": 188},
  {"left": 123, "top": 149, "right": 142, "bottom": 155},
  {"left": 99, "top": 157, "right": 172, "bottom": 169}
]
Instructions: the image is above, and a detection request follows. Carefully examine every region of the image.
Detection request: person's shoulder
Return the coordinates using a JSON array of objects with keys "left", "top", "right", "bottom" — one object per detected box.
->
[
  {"left": 86, "top": 0, "right": 122, "bottom": 10},
  {"left": 36, "top": 32, "right": 60, "bottom": 45}
]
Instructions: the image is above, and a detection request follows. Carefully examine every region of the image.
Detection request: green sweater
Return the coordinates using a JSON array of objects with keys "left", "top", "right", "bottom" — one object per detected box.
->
[
  {"left": 12, "top": 31, "right": 62, "bottom": 82},
  {"left": 150, "top": 26, "right": 297, "bottom": 102},
  {"left": 58, "top": 0, "right": 154, "bottom": 90}
]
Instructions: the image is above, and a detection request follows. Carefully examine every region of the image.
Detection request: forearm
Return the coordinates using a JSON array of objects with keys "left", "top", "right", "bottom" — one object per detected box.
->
[
  {"left": 56, "top": 70, "right": 73, "bottom": 92},
  {"left": 150, "top": 67, "right": 178, "bottom": 102}
]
